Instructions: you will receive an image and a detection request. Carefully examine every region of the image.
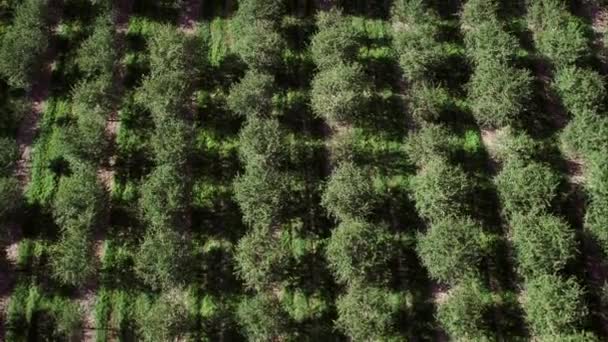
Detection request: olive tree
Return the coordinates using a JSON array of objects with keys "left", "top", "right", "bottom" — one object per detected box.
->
[
  {"left": 464, "top": 21, "right": 519, "bottom": 66},
  {"left": 468, "top": 61, "right": 533, "bottom": 128},
  {"left": 321, "top": 161, "right": 377, "bottom": 221},
  {"left": 134, "top": 226, "right": 191, "bottom": 290},
  {"left": 237, "top": 293, "right": 290, "bottom": 341},
  {"left": 553, "top": 66, "right": 605, "bottom": 117},
  {"left": 51, "top": 231, "right": 95, "bottom": 286},
  {"left": 510, "top": 212, "right": 577, "bottom": 279},
  {"left": 233, "top": 164, "right": 289, "bottom": 227},
  {"left": 76, "top": 15, "right": 115, "bottom": 78},
  {"left": 336, "top": 285, "right": 407, "bottom": 341},
  {"left": 227, "top": 70, "right": 276, "bottom": 118},
  {"left": 238, "top": 117, "right": 286, "bottom": 168},
  {"left": 134, "top": 289, "right": 194, "bottom": 341},
  {"left": 311, "top": 8, "right": 361, "bottom": 70},
  {"left": 404, "top": 124, "right": 459, "bottom": 167},
  {"left": 234, "top": 226, "right": 291, "bottom": 291},
  {"left": 326, "top": 219, "right": 396, "bottom": 285},
  {"left": 411, "top": 158, "right": 473, "bottom": 222},
  {"left": 561, "top": 112, "right": 608, "bottom": 157},
  {"left": 137, "top": 25, "right": 190, "bottom": 116},
  {"left": 495, "top": 159, "right": 560, "bottom": 217},
  {"left": 0, "top": 137, "right": 19, "bottom": 176},
  {"left": 139, "top": 165, "right": 188, "bottom": 227},
  {"left": 522, "top": 274, "right": 587, "bottom": 336},
  {"left": 0, "top": 177, "right": 20, "bottom": 219},
  {"left": 311, "top": 62, "right": 367, "bottom": 125},
  {"left": 417, "top": 216, "right": 487, "bottom": 284},
  {"left": 391, "top": 0, "right": 443, "bottom": 81},
  {"left": 407, "top": 81, "right": 451, "bottom": 124},
  {"left": 437, "top": 277, "right": 494, "bottom": 341},
  {"left": 0, "top": 0, "right": 49, "bottom": 88},
  {"left": 232, "top": 20, "right": 285, "bottom": 71},
  {"left": 528, "top": 1, "right": 589, "bottom": 67}
]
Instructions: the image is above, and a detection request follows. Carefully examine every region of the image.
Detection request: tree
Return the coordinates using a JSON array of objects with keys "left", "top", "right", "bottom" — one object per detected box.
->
[
  {"left": 134, "top": 289, "right": 194, "bottom": 341},
  {"left": 134, "top": 225, "right": 191, "bottom": 290},
  {"left": 391, "top": 0, "right": 443, "bottom": 81},
  {"left": 407, "top": 81, "right": 451, "bottom": 123},
  {"left": 404, "top": 124, "right": 459, "bottom": 167},
  {"left": 233, "top": 164, "right": 288, "bottom": 227},
  {"left": 311, "top": 62, "right": 367, "bottom": 125},
  {"left": 464, "top": 21, "right": 519, "bottom": 66},
  {"left": 336, "top": 285, "right": 407, "bottom": 341},
  {"left": 321, "top": 161, "right": 377, "bottom": 221},
  {"left": 0, "top": 137, "right": 19, "bottom": 176},
  {"left": 0, "top": 0, "right": 48, "bottom": 88},
  {"left": 232, "top": 20, "right": 285, "bottom": 71},
  {"left": 234, "top": 0, "right": 286, "bottom": 22},
  {"left": 494, "top": 128, "right": 546, "bottom": 163},
  {"left": 586, "top": 198, "right": 608, "bottom": 255},
  {"left": 553, "top": 66, "right": 605, "bottom": 117},
  {"left": 234, "top": 226, "right": 290, "bottom": 291},
  {"left": 51, "top": 230, "right": 94, "bottom": 286},
  {"left": 227, "top": 70, "right": 276, "bottom": 118},
  {"left": 561, "top": 112, "right": 608, "bottom": 157},
  {"left": 150, "top": 116, "right": 190, "bottom": 167},
  {"left": 311, "top": 8, "right": 361, "bottom": 70},
  {"left": 460, "top": 0, "right": 499, "bottom": 31},
  {"left": 411, "top": 158, "right": 472, "bottom": 222},
  {"left": 0, "top": 177, "right": 20, "bottom": 219},
  {"left": 510, "top": 212, "right": 576, "bottom": 279},
  {"left": 52, "top": 163, "right": 103, "bottom": 231},
  {"left": 238, "top": 117, "right": 286, "bottom": 168},
  {"left": 76, "top": 15, "right": 115, "bottom": 78},
  {"left": 468, "top": 61, "right": 533, "bottom": 128},
  {"left": 326, "top": 219, "right": 396, "bottom": 285},
  {"left": 522, "top": 274, "right": 587, "bottom": 336},
  {"left": 495, "top": 159, "right": 560, "bottom": 217},
  {"left": 528, "top": 1, "right": 589, "bottom": 67},
  {"left": 417, "top": 216, "right": 487, "bottom": 284},
  {"left": 237, "top": 293, "right": 290, "bottom": 341},
  {"left": 139, "top": 165, "right": 188, "bottom": 227},
  {"left": 437, "top": 277, "right": 494, "bottom": 341},
  {"left": 137, "top": 25, "right": 190, "bottom": 116}
]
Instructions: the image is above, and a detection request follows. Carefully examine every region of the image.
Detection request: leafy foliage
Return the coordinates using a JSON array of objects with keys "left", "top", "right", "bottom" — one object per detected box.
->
[
  {"left": 510, "top": 212, "right": 576, "bottom": 279},
  {"left": 134, "top": 226, "right": 191, "bottom": 290},
  {"left": 0, "top": 0, "right": 48, "bottom": 88},
  {"left": 522, "top": 274, "right": 587, "bottom": 336},
  {"left": 553, "top": 66, "right": 605, "bottom": 116},
  {"left": 227, "top": 70, "right": 276, "bottom": 118},
  {"left": 311, "top": 62, "right": 367, "bottom": 125},
  {"left": 311, "top": 8, "right": 361, "bottom": 70},
  {"left": 495, "top": 159, "right": 560, "bottom": 217},
  {"left": 417, "top": 216, "right": 487, "bottom": 284},
  {"left": 468, "top": 61, "right": 533, "bottom": 128},
  {"left": 321, "top": 161, "right": 377, "bottom": 221},
  {"left": 437, "top": 277, "right": 494, "bottom": 341},
  {"left": 411, "top": 158, "right": 472, "bottom": 221},
  {"left": 237, "top": 293, "right": 290, "bottom": 341},
  {"left": 391, "top": 0, "right": 444, "bottom": 81},
  {"left": 326, "top": 219, "right": 396, "bottom": 285},
  {"left": 336, "top": 285, "right": 407, "bottom": 341}
]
